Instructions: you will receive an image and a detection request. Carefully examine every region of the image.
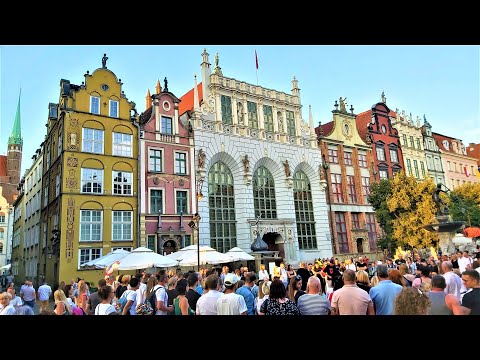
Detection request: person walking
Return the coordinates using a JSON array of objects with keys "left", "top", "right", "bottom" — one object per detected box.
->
[
  {"left": 20, "top": 280, "right": 36, "bottom": 310},
  {"left": 369, "top": 264, "right": 403, "bottom": 315},
  {"left": 441, "top": 261, "right": 462, "bottom": 301},
  {"left": 38, "top": 279, "right": 52, "bottom": 313}
]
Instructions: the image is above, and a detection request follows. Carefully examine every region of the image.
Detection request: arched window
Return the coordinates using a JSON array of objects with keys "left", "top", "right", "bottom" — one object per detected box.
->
[
  {"left": 0, "top": 242, "right": 3, "bottom": 253},
  {"left": 0, "top": 229, "right": 4, "bottom": 239},
  {"left": 253, "top": 166, "right": 277, "bottom": 219},
  {"left": 208, "top": 162, "right": 236, "bottom": 253},
  {"left": 293, "top": 171, "right": 317, "bottom": 249}
]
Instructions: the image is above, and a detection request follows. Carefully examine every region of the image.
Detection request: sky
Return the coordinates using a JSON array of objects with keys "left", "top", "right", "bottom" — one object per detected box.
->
[{"left": 1, "top": 45, "right": 479, "bottom": 173}]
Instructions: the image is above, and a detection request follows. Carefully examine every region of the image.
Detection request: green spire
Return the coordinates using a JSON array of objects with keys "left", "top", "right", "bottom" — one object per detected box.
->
[{"left": 8, "top": 89, "right": 23, "bottom": 145}]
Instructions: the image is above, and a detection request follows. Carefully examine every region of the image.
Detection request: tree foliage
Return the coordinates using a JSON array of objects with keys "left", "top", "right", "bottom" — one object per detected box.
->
[
  {"left": 368, "top": 179, "right": 395, "bottom": 253},
  {"left": 448, "top": 183, "right": 480, "bottom": 227}
]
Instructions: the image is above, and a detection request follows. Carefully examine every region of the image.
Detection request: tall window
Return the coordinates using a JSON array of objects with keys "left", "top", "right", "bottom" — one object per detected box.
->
[
  {"left": 221, "top": 95, "right": 232, "bottom": 125},
  {"left": 44, "top": 186, "right": 48, "bottom": 207},
  {"left": 0, "top": 214, "right": 5, "bottom": 223},
  {"left": 80, "top": 210, "right": 102, "bottom": 241},
  {"left": 358, "top": 154, "right": 367, "bottom": 168},
  {"left": 389, "top": 148, "right": 398, "bottom": 163},
  {"left": 293, "top": 171, "right": 317, "bottom": 250},
  {"left": 247, "top": 101, "right": 258, "bottom": 129},
  {"left": 362, "top": 177, "right": 370, "bottom": 203},
  {"left": 208, "top": 162, "right": 237, "bottom": 253},
  {"left": 79, "top": 248, "right": 102, "bottom": 266},
  {"left": 81, "top": 169, "right": 103, "bottom": 194},
  {"left": 150, "top": 190, "right": 163, "bottom": 214},
  {"left": 253, "top": 166, "right": 277, "bottom": 219},
  {"left": 113, "top": 133, "right": 132, "bottom": 157},
  {"left": 184, "top": 235, "right": 191, "bottom": 247},
  {"left": 263, "top": 105, "right": 274, "bottom": 132},
  {"left": 416, "top": 138, "right": 422, "bottom": 150},
  {"left": 109, "top": 100, "right": 119, "bottom": 118},
  {"left": 413, "top": 160, "right": 419, "bottom": 178},
  {"left": 286, "top": 110, "right": 296, "bottom": 136},
  {"left": 420, "top": 161, "right": 426, "bottom": 178},
  {"left": 352, "top": 213, "right": 361, "bottom": 229},
  {"left": 0, "top": 230, "right": 4, "bottom": 239},
  {"left": 328, "top": 149, "right": 338, "bottom": 163},
  {"left": 402, "top": 134, "right": 408, "bottom": 146},
  {"left": 344, "top": 152, "right": 352, "bottom": 166},
  {"left": 406, "top": 159, "right": 412, "bottom": 176},
  {"left": 55, "top": 174, "right": 61, "bottom": 197},
  {"left": 58, "top": 131, "right": 63, "bottom": 155},
  {"left": 149, "top": 149, "right": 163, "bottom": 172},
  {"left": 409, "top": 136, "right": 415, "bottom": 149},
  {"left": 331, "top": 173, "right": 343, "bottom": 203},
  {"left": 379, "top": 168, "right": 388, "bottom": 180},
  {"left": 90, "top": 96, "right": 100, "bottom": 115},
  {"left": 161, "top": 116, "right": 173, "bottom": 134},
  {"left": 366, "top": 213, "right": 377, "bottom": 251},
  {"left": 147, "top": 235, "right": 156, "bottom": 251},
  {"left": 175, "top": 152, "right": 187, "bottom": 174},
  {"left": 347, "top": 175, "right": 356, "bottom": 203},
  {"left": 376, "top": 147, "right": 385, "bottom": 161},
  {"left": 46, "top": 148, "right": 50, "bottom": 169},
  {"left": 335, "top": 213, "right": 349, "bottom": 253},
  {"left": 83, "top": 128, "right": 104, "bottom": 154},
  {"left": 112, "top": 211, "right": 132, "bottom": 241},
  {"left": 176, "top": 190, "right": 188, "bottom": 214},
  {"left": 113, "top": 171, "right": 132, "bottom": 195}
]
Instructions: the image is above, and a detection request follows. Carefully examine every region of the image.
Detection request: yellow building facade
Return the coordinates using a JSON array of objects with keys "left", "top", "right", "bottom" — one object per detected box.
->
[
  {"left": 41, "top": 62, "right": 138, "bottom": 287},
  {"left": 391, "top": 111, "right": 428, "bottom": 180}
]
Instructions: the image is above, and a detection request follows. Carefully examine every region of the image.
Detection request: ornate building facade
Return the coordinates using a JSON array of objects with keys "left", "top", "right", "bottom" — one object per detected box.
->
[
  {"left": 138, "top": 80, "right": 195, "bottom": 254},
  {"left": 356, "top": 99, "right": 405, "bottom": 180},
  {"left": 466, "top": 143, "right": 480, "bottom": 180},
  {"left": 433, "top": 133, "right": 480, "bottom": 190},
  {"left": 317, "top": 99, "right": 379, "bottom": 255},
  {"left": 421, "top": 116, "right": 446, "bottom": 185},
  {"left": 179, "top": 49, "right": 331, "bottom": 264}
]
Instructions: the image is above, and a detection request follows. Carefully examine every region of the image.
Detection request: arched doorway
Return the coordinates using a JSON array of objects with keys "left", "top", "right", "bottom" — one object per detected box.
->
[
  {"left": 162, "top": 239, "right": 177, "bottom": 255},
  {"left": 262, "top": 232, "right": 285, "bottom": 260},
  {"left": 356, "top": 238, "right": 364, "bottom": 254}
]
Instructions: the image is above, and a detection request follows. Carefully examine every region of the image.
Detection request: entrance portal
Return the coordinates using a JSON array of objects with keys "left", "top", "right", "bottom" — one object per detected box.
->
[
  {"left": 356, "top": 238, "right": 364, "bottom": 254},
  {"left": 262, "top": 232, "right": 285, "bottom": 260},
  {"left": 162, "top": 239, "right": 177, "bottom": 255}
]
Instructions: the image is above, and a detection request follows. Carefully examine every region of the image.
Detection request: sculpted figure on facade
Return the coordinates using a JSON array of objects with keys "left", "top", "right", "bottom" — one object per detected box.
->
[
  {"left": 283, "top": 160, "right": 291, "bottom": 177},
  {"left": 339, "top": 97, "right": 347, "bottom": 113},
  {"left": 197, "top": 149, "right": 206, "bottom": 169},
  {"left": 277, "top": 111, "right": 284, "bottom": 133},
  {"left": 237, "top": 102, "right": 244, "bottom": 125},
  {"left": 242, "top": 154, "right": 250, "bottom": 174}
]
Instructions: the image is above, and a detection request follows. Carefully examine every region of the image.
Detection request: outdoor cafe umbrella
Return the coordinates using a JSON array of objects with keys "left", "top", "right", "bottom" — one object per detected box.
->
[
  {"left": 225, "top": 247, "right": 255, "bottom": 262},
  {"left": 81, "top": 249, "right": 130, "bottom": 269},
  {"left": 166, "top": 245, "right": 216, "bottom": 261},
  {"left": 177, "top": 248, "right": 234, "bottom": 267},
  {"left": 117, "top": 247, "right": 178, "bottom": 270},
  {"left": 0, "top": 264, "right": 11, "bottom": 271}
]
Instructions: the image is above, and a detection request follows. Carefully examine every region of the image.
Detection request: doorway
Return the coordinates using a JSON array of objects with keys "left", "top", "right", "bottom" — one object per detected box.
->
[
  {"left": 356, "top": 238, "right": 364, "bottom": 254},
  {"left": 262, "top": 232, "right": 285, "bottom": 259},
  {"left": 162, "top": 239, "right": 177, "bottom": 255}
]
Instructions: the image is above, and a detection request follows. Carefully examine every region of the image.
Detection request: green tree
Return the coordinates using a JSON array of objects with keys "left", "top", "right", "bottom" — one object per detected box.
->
[
  {"left": 449, "top": 183, "right": 480, "bottom": 227},
  {"left": 368, "top": 178, "right": 395, "bottom": 253}
]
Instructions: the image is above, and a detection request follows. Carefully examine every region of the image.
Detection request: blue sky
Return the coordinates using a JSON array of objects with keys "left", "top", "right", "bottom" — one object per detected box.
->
[{"left": 1, "top": 45, "right": 479, "bottom": 173}]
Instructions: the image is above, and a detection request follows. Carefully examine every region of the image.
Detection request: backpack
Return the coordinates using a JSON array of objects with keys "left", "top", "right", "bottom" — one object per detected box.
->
[
  {"left": 136, "top": 297, "right": 154, "bottom": 316},
  {"left": 115, "top": 290, "right": 130, "bottom": 315},
  {"left": 146, "top": 285, "right": 164, "bottom": 315}
]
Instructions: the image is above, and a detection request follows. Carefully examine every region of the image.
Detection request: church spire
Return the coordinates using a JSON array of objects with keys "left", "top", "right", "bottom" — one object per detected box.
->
[{"left": 8, "top": 89, "right": 23, "bottom": 145}]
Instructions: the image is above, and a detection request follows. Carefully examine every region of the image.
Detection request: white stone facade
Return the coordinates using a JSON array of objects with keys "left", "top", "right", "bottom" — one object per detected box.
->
[{"left": 190, "top": 50, "right": 331, "bottom": 264}]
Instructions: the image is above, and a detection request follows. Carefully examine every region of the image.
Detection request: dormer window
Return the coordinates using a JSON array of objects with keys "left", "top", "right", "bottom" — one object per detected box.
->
[
  {"left": 442, "top": 140, "right": 450, "bottom": 150},
  {"left": 109, "top": 100, "right": 119, "bottom": 118},
  {"left": 90, "top": 96, "right": 100, "bottom": 115}
]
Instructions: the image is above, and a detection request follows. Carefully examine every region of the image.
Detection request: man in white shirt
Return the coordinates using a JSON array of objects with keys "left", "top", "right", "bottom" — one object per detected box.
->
[
  {"left": 442, "top": 261, "right": 462, "bottom": 301},
  {"left": 20, "top": 280, "right": 36, "bottom": 309},
  {"left": 216, "top": 273, "right": 247, "bottom": 315},
  {"left": 122, "top": 277, "right": 139, "bottom": 315},
  {"left": 38, "top": 279, "right": 52, "bottom": 313},
  {"left": 458, "top": 251, "right": 473, "bottom": 273},
  {"left": 196, "top": 274, "right": 223, "bottom": 315},
  {"left": 154, "top": 271, "right": 173, "bottom": 315}
]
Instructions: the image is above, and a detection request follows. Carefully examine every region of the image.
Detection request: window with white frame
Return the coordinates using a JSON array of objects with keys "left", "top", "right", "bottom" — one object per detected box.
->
[
  {"left": 80, "top": 210, "right": 102, "bottom": 241},
  {"left": 113, "top": 171, "right": 132, "bottom": 195},
  {"left": 176, "top": 190, "right": 188, "bottom": 214},
  {"left": 113, "top": 132, "right": 132, "bottom": 157},
  {"left": 55, "top": 174, "right": 61, "bottom": 197},
  {"left": 44, "top": 186, "right": 49, "bottom": 207},
  {"left": 389, "top": 148, "right": 398, "bottom": 163},
  {"left": 0, "top": 229, "right": 4, "bottom": 239},
  {"left": 376, "top": 146, "right": 385, "bottom": 162},
  {"left": 161, "top": 116, "right": 173, "bottom": 134},
  {"left": 379, "top": 169, "right": 388, "bottom": 180},
  {"left": 175, "top": 152, "right": 187, "bottom": 174},
  {"left": 83, "top": 128, "right": 104, "bottom": 154},
  {"left": 58, "top": 130, "right": 63, "bottom": 155},
  {"left": 150, "top": 189, "right": 163, "bottom": 214},
  {"left": 81, "top": 168, "right": 104, "bottom": 194},
  {"left": 0, "top": 214, "right": 5, "bottom": 223},
  {"left": 149, "top": 149, "right": 163, "bottom": 172},
  {"left": 109, "top": 100, "right": 119, "bottom": 118},
  {"left": 79, "top": 248, "right": 102, "bottom": 267},
  {"left": 112, "top": 211, "right": 132, "bottom": 241},
  {"left": 112, "top": 247, "right": 132, "bottom": 252},
  {"left": 90, "top": 96, "right": 100, "bottom": 115}
]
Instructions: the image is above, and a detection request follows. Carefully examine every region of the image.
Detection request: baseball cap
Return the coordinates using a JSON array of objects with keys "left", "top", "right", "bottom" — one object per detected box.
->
[{"left": 224, "top": 273, "right": 240, "bottom": 287}]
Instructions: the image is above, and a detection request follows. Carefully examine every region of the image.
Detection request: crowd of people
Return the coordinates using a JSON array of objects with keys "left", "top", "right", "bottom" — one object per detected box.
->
[{"left": 1, "top": 247, "right": 479, "bottom": 315}]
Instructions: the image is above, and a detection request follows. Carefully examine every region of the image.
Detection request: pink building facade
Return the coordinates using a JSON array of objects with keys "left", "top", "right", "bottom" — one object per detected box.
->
[{"left": 138, "top": 81, "right": 195, "bottom": 254}]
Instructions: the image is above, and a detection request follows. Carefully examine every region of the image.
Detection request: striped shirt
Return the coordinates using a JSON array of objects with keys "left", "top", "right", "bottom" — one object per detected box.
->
[{"left": 296, "top": 294, "right": 331, "bottom": 315}]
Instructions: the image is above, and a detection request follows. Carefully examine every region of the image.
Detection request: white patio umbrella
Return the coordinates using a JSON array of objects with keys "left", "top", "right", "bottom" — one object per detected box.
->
[
  {"left": 117, "top": 247, "right": 178, "bottom": 270},
  {"left": 81, "top": 249, "right": 130, "bottom": 268},
  {"left": 177, "top": 248, "right": 234, "bottom": 267},
  {"left": 225, "top": 247, "right": 255, "bottom": 261},
  {"left": 166, "top": 245, "right": 216, "bottom": 260},
  {"left": 0, "top": 264, "right": 11, "bottom": 271}
]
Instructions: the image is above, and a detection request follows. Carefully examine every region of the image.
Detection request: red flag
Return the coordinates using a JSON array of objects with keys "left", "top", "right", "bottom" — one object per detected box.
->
[
  {"left": 255, "top": 50, "right": 259, "bottom": 70},
  {"left": 464, "top": 166, "right": 469, "bottom": 177}
]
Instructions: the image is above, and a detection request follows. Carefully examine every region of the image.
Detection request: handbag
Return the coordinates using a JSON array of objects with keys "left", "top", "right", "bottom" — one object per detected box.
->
[{"left": 136, "top": 299, "right": 154, "bottom": 315}]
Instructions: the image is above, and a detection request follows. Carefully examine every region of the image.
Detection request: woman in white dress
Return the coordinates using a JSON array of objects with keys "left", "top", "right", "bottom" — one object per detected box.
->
[{"left": 258, "top": 264, "right": 269, "bottom": 282}]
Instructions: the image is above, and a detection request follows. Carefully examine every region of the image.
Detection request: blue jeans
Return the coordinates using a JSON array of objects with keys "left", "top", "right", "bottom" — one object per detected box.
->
[{"left": 24, "top": 300, "right": 35, "bottom": 309}]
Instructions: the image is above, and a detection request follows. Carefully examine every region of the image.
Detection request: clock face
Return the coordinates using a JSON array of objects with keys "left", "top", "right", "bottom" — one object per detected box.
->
[
  {"left": 101, "top": 84, "right": 109, "bottom": 91},
  {"left": 381, "top": 124, "right": 387, "bottom": 134},
  {"left": 442, "top": 140, "right": 450, "bottom": 150}
]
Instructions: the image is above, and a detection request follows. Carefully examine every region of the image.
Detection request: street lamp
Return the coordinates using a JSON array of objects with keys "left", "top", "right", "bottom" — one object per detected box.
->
[
  {"left": 322, "top": 154, "right": 336, "bottom": 255},
  {"left": 188, "top": 212, "right": 201, "bottom": 271}
]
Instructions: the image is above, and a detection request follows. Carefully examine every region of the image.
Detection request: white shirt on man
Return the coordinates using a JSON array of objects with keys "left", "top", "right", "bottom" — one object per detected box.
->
[
  {"left": 20, "top": 285, "right": 35, "bottom": 301},
  {"left": 10, "top": 296, "right": 23, "bottom": 307},
  {"left": 196, "top": 290, "right": 223, "bottom": 315},
  {"left": 216, "top": 292, "right": 247, "bottom": 315},
  {"left": 443, "top": 271, "right": 462, "bottom": 301},
  {"left": 38, "top": 284, "right": 52, "bottom": 301},
  {"left": 154, "top": 285, "right": 168, "bottom": 315},
  {"left": 259, "top": 270, "right": 269, "bottom": 282},
  {"left": 136, "top": 282, "right": 147, "bottom": 306},
  {"left": 458, "top": 256, "right": 472, "bottom": 273}
]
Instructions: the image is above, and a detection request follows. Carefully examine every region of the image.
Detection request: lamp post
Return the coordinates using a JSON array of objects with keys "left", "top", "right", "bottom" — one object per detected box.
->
[
  {"left": 322, "top": 154, "right": 336, "bottom": 255},
  {"left": 189, "top": 175, "right": 204, "bottom": 272}
]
